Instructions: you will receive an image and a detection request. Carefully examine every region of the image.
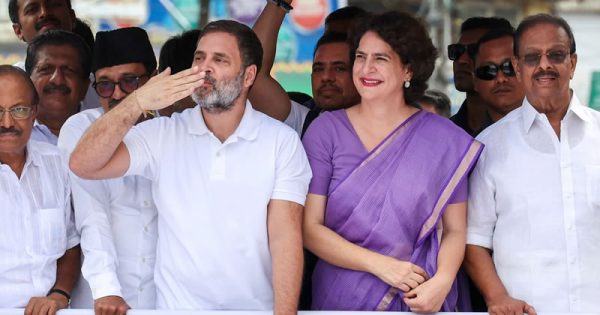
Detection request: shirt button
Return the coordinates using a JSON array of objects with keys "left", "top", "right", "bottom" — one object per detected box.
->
[
  {"left": 142, "top": 201, "right": 150, "bottom": 207},
  {"left": 142, "top": 257, "right": 146, "bottom": 263},
  {"left": 139, "top": 287, "right": 144, "bottom": 292},
  {"left": 144, "top": 226, "right": 149, "bottom": 233}
]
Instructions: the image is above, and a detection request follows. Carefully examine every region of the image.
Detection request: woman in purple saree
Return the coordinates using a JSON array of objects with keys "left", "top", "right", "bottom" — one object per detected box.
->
[{"left": 302, "top": 11, "right": 483, "bottom": 313}]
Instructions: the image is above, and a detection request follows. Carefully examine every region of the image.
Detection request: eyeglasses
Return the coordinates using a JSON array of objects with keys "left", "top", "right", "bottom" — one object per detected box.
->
[
  {"left": 475, "top": 60, "right": 516, "bottom": 80},
  {"left": 0, "top": 106, "right": 35, "bottom": 120},
  {"left": 521, "top": 50, "right": 569, "bottom": 67},
  {"left": 93, "top": 74, "right": 149, "bottom": 98},
  {"left": 448, "top": 43, "right": 477, "bottom": 61}
]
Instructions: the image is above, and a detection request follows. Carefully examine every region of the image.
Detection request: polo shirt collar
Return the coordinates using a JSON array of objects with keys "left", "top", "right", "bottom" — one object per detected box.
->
[
  {"left": 187, "top": 101, "right": 260, "bottom": 141},
  {"left": 521, "top": 91, "right": 589, "bottom": 133},
  {"left": 187, "top": 106, "right": 209, "bottom": 136},
  {"left": 232, "top": 101, "right": 260, "bottom": 141}
]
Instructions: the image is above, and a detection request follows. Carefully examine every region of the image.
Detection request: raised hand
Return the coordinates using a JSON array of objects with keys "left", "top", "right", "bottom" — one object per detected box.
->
[{"left": 134, "top": 66, "right": 205, "bottom": 111}]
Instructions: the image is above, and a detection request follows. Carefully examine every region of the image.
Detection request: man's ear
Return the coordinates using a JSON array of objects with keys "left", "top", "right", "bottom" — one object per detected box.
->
[
  {"left": 512, "top": 56, "right": 522, "bottom": 83},
  {"left": 78, "top": 76, "right": 91, "bottom": 102},
  {"left": 569, "top": 53, "right": 577, "bottom": 79},
  {"left": 243, "top": 65, "right": 257, "bottom": 88},
  {"left": 12, "top": 23, "right": 26, "bottom": 42}
]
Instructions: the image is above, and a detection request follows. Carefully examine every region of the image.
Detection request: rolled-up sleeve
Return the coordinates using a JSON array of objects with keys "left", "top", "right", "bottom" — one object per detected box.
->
[{"left": 466, "top": 149, "right": 496, "bottom": 249}]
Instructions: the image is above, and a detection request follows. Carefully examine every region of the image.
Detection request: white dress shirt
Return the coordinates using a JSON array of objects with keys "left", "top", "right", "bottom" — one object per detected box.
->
[
  {"left": 30, "top": 120, "right": 58, "bottom": 145},
  {"left": 58, "top": 108, "right": 157, "bottom": 308},
  {"left": 123, "top": 102, "right": 312, "bottom": 310},
  {"left": 0, "top": 141, "right": 79, "bottom": 307},
  {"left": 467, "top": 93, "right": 600, "bottom": 312}
]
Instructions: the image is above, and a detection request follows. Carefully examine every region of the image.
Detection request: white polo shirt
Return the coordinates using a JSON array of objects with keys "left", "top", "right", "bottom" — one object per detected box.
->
[
  {"left": 123, "top": 101, "right": 312, "bottom": 310},
  {"left": 58, "top": 108, "right": 157, "bottom": 308},
  {"left": 0, "top": 141, "right": 78, "bottom": 307},
  {"left": 467, "top": 93, "right": 600, "bottom": 312}
]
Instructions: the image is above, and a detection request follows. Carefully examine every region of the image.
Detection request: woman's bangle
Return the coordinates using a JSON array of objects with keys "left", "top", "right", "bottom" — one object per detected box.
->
[{"left": 268, "top": 0, "right": 293, "bottom": 13}]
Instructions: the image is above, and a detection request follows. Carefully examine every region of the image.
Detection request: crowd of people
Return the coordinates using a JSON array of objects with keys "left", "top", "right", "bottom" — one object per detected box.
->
[{"left": 1, "top": 0, "right": 599, "bottom": 315}]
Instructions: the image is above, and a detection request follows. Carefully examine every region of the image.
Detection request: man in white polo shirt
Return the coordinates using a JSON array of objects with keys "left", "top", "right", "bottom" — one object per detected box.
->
[{"left": 69, "top": 20, "right": 311, "bottom": 314}]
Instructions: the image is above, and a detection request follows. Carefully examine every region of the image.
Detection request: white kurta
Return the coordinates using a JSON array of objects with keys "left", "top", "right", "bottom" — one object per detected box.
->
[
  {"left": 467, "top": 93, "right": 600, "bottom": 312},
  {"left": 58, "top": 108, "right": 157, "bottom": 308},
  {"left": 0, "top": 141, "right": 78, "bottom": 307}
]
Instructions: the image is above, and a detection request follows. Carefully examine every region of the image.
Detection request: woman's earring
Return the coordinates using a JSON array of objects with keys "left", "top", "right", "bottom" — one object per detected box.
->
[{"left": 404, "top": 80, "right": 411, "bottom": 88}]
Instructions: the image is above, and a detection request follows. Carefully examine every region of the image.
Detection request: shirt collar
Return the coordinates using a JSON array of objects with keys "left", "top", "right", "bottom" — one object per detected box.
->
[
  {"left": 567, "top": 93, "right": 592, "bottom": 123},
  {"left": 24, "top": 141, "right": 42, "bottom": 168},
  {"left": 187, "top": 101, "right": 260, "bottom": 141},
  {"left": 0, "top": 141, "right": 41, "bottom": 175},
  {"left": 521, "top": 91, "right": 589, "bottom": 133}
]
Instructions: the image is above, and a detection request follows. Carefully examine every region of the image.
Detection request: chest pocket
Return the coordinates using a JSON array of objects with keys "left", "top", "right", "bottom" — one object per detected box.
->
[
  {"left": 34, "top": 207, "right": 67, "bottom": 256},
  {"left": 586, "top": 165, "right": 600, "bottom": 210}
]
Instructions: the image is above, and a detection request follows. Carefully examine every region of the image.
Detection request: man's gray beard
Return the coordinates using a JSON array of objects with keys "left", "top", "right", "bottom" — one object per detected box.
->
[{"left": 192, "top": 71, "right": 244, "bottom": 113}]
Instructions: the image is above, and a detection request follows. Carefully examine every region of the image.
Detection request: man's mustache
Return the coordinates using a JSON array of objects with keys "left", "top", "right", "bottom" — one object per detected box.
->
[
  {"left": 202, "top": 75, "right": 216, "bottom": 85},
  {"left": 318, "top": 82, "right": 342, "bottom": 92},
  {"left": 0, "top": 127, "right": 22, "bottom": 136},
  {"left": 43, "top": 83, "right": 71, "bottom": 95},
  {"left": 533, "top": 69, "right": 559, "bottom": 80},
  {"left": 34, "top": 16, "right": 61, "bottom": 31}
]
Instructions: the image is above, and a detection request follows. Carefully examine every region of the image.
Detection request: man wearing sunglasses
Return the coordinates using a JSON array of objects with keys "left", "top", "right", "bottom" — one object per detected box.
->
[
  {"left": 448, "top": 17, "right": 513, "bottom": 136},
  {"left": 0, "top": 65, "right": 80, "bottom": 315},
  {"left": 469, "top": 28, "right": 524, "bottom": 124},
  {"left": 57, "top": 27, "right": 158, "bottom": 314},
  {"left": 467, "top": 14, "right": 600, "bottom": 314}
]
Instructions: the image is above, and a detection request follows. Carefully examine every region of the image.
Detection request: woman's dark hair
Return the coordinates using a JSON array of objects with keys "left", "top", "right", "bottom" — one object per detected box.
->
[{"left": 349, "top": 11, "right": 438, "bottom": 105}]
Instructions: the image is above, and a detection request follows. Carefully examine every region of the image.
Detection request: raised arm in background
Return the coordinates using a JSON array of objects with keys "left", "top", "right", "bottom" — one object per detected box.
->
[{"left": 249, "top": 0, "right": 294, "bottom": 121}]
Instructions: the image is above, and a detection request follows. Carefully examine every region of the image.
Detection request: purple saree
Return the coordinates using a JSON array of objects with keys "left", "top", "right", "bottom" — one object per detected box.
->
[{"left": 310, "top": 110, "right": 482, "bottom": 311}]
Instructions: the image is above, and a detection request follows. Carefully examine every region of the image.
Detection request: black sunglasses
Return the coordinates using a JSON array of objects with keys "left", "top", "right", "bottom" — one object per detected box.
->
[
  {"left": 93, "top": 74, "right": 149, "bottom": 98},
  {"left": 475, "top": 60, "right": 516, "bottom": 81},
  {"left": 520, "top": 50, "right": 569, "bottom": 67},
  {"left": 447, "top": 43, "right": 477, "bottom": 61}
]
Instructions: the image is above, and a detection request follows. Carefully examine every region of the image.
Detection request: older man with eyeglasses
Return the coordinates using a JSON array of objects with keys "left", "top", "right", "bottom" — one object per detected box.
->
[
  {"left": 0, "top": 65, "right": 80, "bottom": 314},
  {"left": 466, "top": 14, "right": 600, "bottom": 314},
  {"left": 57, "top": 27, "right": 158, "bottom": 314}
]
